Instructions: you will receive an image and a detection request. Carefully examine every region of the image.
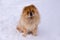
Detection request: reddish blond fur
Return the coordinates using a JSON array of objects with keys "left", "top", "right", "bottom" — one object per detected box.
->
[{"left": 17, "top": 4, "right": 40, "bottom": 36}]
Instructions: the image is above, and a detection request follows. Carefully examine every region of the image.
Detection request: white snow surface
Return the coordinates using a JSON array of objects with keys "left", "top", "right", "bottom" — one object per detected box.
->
[{"left": 0, "top": 0, "right": 60, "bottom": 40}]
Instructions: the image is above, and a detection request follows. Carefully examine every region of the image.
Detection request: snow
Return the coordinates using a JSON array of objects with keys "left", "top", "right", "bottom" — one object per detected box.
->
[{"left": 0, "top": 0, "right": 60, "bottom": 40}]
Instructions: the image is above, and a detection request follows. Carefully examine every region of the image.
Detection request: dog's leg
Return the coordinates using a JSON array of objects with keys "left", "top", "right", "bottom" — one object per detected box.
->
[
  {"left": 22, "top": 27, "right": 27, "bottom": 37},
  {"left": 32, "top": 27, "right": 37, "bottom": 36},
  {"left": 16, "top": 24, "right": 23, "bottom": 32},
  {"left": 16, "top": 26, "right": 21, "bottom": 32}
]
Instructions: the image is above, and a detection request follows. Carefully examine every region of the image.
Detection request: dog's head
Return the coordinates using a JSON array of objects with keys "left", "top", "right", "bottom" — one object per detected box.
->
[{"left": 22, "top": 4, "right": 39, "bottom": 19}]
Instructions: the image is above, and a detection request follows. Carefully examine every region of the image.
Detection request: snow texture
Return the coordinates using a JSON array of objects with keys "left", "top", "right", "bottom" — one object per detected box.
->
[{"left": 0, "top": 0, "right": 60, "bottom": 40}]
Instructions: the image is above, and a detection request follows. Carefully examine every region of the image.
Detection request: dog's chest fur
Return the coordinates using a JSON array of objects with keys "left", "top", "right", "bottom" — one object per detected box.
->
[{"left": 20, "top": 18, "right": 36, "bottom": 31}]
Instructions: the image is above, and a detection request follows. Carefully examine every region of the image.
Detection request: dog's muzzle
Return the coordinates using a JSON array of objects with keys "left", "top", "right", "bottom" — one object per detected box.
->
[
  {"left": 28, "top": 11, "right": 34, "bottom": 18},
  {"left": 30, "top": 12, "right": 33, "bottom": 16}
]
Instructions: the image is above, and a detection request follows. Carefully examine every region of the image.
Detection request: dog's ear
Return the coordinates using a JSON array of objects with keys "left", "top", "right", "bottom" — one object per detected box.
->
[
  {"left": 22, "top": 6, "right": 28, "bottom": 14},
  {"left": 30, "top": 4, "right": 37, "bottom": 9}
]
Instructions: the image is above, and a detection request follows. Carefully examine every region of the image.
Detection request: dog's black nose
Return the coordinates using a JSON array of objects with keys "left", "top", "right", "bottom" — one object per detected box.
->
[{"left": 30, "top": 12, "right": 32, "bottom": 16}]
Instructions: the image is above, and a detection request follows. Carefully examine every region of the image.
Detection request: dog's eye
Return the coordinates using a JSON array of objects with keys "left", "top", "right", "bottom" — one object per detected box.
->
[
  {"left": 27, "top": 11, "right": 29, "bottom": 14},
  {"left": 32, "top": 10, "right": 34, "bottom": 13}
]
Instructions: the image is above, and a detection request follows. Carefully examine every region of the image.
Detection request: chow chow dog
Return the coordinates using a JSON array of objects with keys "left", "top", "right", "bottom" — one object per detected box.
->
[{"left": 17, "top": 4, "right": 40, "bottom": 36}]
